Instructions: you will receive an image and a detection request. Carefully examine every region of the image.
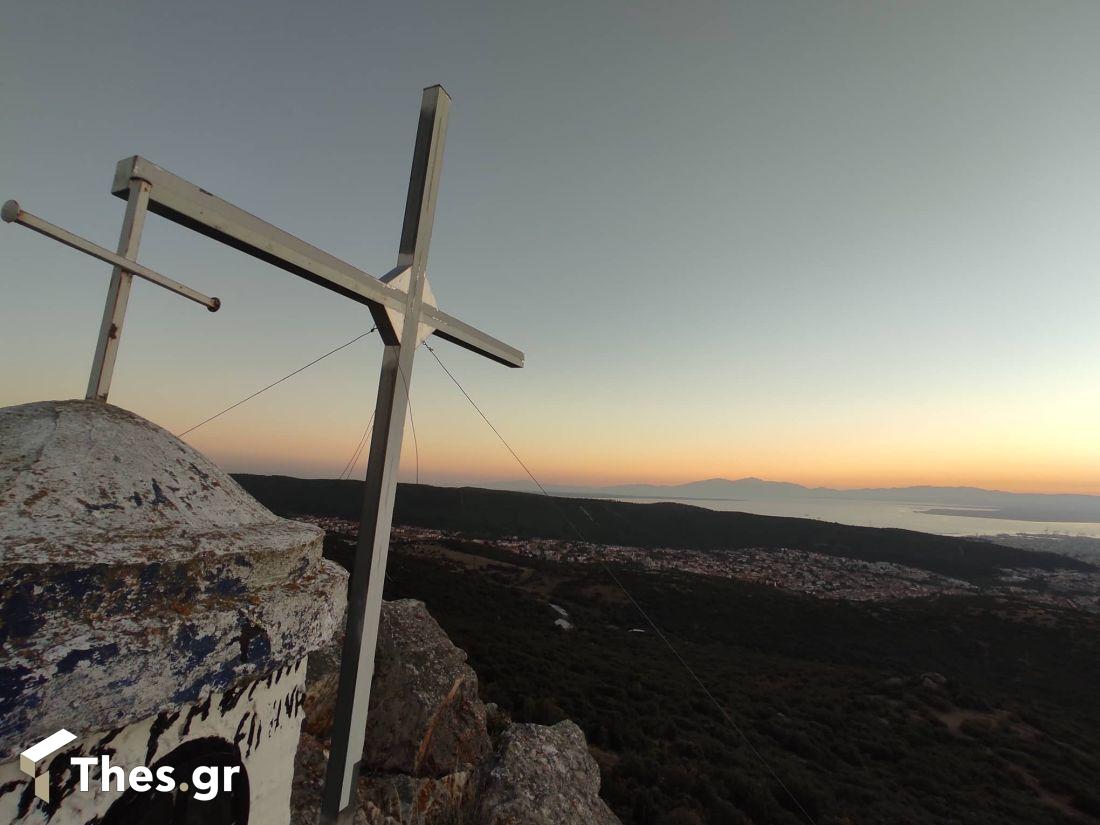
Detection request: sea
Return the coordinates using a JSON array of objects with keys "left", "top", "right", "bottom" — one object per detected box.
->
[{"left": 613, "top": 495, "right": 1100, "bottom": 539}]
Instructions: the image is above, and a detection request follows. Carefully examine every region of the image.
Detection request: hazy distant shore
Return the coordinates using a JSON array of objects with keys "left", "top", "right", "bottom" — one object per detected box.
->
[
  {"left": 584, "top": 493, "right": 747, "bottom": 504},
  {"left": 920, "top": 507, "right": 1100, "bottom": 523},
  {"left": 514, "top": 477, "right": 1100, "bottom": 535}
]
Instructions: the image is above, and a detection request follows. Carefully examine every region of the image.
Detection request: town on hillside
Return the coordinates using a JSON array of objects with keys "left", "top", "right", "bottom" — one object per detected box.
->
[{"left": 304, "top": 517, "right": 1100, "bottom": 614}]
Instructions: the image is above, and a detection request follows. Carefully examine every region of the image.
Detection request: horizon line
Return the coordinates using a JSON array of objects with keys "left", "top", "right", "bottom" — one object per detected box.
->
[{"left": 227, "top": 470, "right": 1100, "bottom": 500}]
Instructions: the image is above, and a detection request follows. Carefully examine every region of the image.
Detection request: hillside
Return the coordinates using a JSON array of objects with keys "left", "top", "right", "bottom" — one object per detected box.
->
[
  {"left": 326, "top": 527, "right": 1100, "bottom": 824},
  {"left": 232, "top": 475, "right": 1091, "bottom": 583}
]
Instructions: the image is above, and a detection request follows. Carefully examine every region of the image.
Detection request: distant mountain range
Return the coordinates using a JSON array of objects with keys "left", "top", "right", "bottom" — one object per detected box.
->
[
  {"left": 232, "top": 475, "right": 1094, "bottom": 580},
  {"left": 485, "top": 477, "right": 1100, "bottom": 523}
]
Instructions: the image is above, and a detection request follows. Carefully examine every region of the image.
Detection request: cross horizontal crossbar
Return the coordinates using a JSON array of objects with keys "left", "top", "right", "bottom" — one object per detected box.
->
[
  {"left": 111, "top": 156, "right": 523, "bottom": 367},
  {"left": 1, "top": 199, "right": 220, "bottom": 311}
]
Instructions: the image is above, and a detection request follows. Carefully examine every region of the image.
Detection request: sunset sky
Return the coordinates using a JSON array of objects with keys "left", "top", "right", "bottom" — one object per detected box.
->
[{"left": 2, "top": 1, "right": 1099, "bottom": 494}]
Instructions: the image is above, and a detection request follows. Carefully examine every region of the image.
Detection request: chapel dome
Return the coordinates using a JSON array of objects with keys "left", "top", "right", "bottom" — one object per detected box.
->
[
  {"left": 0, "top": 399, "right": 347, "bottom": 761},
  {"left": 0, "top": 399, "right": 305, "bottom": 561}
]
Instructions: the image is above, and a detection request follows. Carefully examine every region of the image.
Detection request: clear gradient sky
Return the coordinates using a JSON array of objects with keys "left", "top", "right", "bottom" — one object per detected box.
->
[{"left": 2, "top": 1, "right": 1099, "bottom": 493}]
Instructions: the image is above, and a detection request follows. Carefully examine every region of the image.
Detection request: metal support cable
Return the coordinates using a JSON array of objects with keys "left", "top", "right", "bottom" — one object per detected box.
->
[
  {"left": 341, "top": 359, "right": 419, "bottom": 483},
  {"left": 339, "top": 412, "right": 376, "bottom": 481},
  {"left": 425, "top": 343, "right": 818, "bottom": 825},
  {"left": 397, "top": 358, "right": 419, "bottom": 485},
  {"left": 177, "top": 328, "right": 377, "bottom": 437}
]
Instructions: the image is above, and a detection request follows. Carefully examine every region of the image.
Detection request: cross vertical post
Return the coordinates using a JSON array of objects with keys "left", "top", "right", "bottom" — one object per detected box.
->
[
  {"left": 320, "top": 85, "right": 450, "bottom": 824},
  {"left": 86, "top": 177, "right": 152, "bottom": 401}
]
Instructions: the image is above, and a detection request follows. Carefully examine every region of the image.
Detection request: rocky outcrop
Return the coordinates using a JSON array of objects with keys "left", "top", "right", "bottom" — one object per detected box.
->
[
  {"left": 472, "top": 721, "right": 619, "bottom": 825},
  {"left": 359, "top": 771, "right": 474, "bottom": 825},
  {"left": 303, "top": 599, "right": 491, "bottom": 775},
  {"left": 366, "top": 599, "right": 492, "bottom": 775},
  {"left": 292, "top": 599, "right": 621, "bottom": 825},
  {"left": 292, "top": 736, "right": 473, "bottom": 825}
]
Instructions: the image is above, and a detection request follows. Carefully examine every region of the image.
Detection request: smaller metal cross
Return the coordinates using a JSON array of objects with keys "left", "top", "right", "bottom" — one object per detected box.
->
[
  {"left": 88, "top": 178, "right": 160, "bottom": 401},
  {"left": 1, "top": 193, "right": 220, "bottom": 402}
]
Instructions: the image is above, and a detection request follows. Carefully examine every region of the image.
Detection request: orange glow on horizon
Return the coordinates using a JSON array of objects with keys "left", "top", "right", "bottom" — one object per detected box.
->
[
  {"left": 142, "top": 355, "right": 1100, "bottom": 500},
  {"left": 198, "top": 433, "right": 1100, "bottom": 497}
]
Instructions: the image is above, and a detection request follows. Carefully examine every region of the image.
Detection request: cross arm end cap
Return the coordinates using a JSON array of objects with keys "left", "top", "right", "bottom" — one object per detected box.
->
[
  {"left": 1, "top": 200, "right": 19, "bottom": 223},
  {"left": 424, "top": 83, "right": 452, "bottom": 100}
]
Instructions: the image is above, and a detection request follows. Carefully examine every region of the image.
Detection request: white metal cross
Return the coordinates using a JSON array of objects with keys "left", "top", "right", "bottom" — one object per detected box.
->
[{"left": 3, "top": 85, "right": 523, "bottom": 823}]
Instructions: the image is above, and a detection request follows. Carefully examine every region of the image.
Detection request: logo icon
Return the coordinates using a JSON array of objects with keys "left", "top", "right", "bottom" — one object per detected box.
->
[{"left": 21, "top": 729, "right": 77, "bottom": 802}]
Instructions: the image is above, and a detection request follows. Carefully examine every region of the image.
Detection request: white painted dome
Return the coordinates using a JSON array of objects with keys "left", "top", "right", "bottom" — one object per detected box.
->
[
  {"left": 0, "top": 400, "right": 347, "bottom": 761},
  {"left": 1, "top": 399, "right": 307, "bottom": 564}
]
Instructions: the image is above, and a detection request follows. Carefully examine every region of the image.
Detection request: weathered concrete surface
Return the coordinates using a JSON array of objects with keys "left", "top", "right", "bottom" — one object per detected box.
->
[
  {"left": 293, "top": 599, "right": 621, "bottom": 825},
  {"left": 471, "top": 721, "right": 620, "bottom": 825},
  {"left": 305, "top": 599, "right": 491, "bottom": 777},
  {"left": 0, "top": 400, "right": 348, "bottom": 761}
]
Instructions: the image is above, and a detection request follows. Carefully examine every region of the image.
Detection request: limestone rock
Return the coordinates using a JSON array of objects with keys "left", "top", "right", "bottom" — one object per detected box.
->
[
  {"left": 305, "top": 599, "right": 491, "bottom": 777},
  {"left": 921, "top": 671, "right": 948, "bottom": 690},
  {"left": 471, "top": 721, "right": 619, "bottom": 825},
  {"left": 294, "top": 600, "right": 621, "bottom": 825},
  {"left": 291, "top": 731, "right": 473, "bottom": 825},
  {"left": 358, "top": 770, "right": 473, "bottom": 825},
  {"left": 290, "top": 730, "right": 330, "bottom": 825},
  {"left": 367, "top": 599, "right": 491, "bottom": 776},
  {"left": 292, "top": 719, "right": 622, "bottom": 825},
  {"left": 291, "top": 733, "right": 382, "bottom": 825},
  {"left": 303, "top": 629, "right": 343, "bottom": 739}
]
